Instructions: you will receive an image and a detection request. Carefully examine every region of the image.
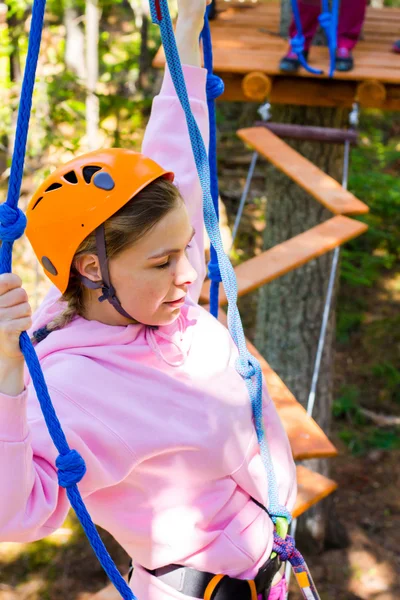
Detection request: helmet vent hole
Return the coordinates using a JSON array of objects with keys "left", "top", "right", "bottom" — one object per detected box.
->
[
  {"left": 45, "top": 183, "right": 62, "bottom": 192},
  {"left": 32, "top": 196, "right": 43, "bottom": 210},
  {"left": 83, "top": 165, "right": 102, "bottom": 184},
  {"left": 63, "top": 170, "right": 78, "bottom": 184}
]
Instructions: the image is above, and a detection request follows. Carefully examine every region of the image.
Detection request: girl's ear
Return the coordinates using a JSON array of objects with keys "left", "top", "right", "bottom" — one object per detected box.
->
[{"left": 74, "top": 254, "right": 102, "bottom": 283}]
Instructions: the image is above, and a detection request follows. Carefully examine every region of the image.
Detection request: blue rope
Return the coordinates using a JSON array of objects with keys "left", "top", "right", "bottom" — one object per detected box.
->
[
  {"left": 201, "top": 7, "right": 224, "bottom": 318},
  {"left": 0, "top": 1, "right": 305, "bottom": 596},
  {"left": 0, "top": 1, "right": 135, "bottom": 598},
  {"left": 319, "top": 0, "right": 340, "bottom": 78},
  {"left": 290, "top": 0, "right": 323, "bottom": 75},
  {"left": 149, "top": 0, "right": 291, "bottom": 525}
]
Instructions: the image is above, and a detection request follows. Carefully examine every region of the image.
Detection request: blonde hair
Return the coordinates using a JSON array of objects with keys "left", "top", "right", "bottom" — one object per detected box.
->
[{"left": 33, "top": 177, "right": 181, "bottom": 342}]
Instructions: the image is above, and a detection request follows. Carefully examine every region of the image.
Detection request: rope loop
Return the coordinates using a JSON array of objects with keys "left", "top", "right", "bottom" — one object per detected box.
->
[
  {"left": 273, "top": 532, "right": 303, "bottom": 567},
  {"left": 207, "top": 258, "right": 222, "bottom": 283},
  {"left": 206, "top": 73, "right": 224, "bottom": 100},
  {"left": 0, "top": 204, "right": 27, "bottom": 243},
  {"left": 56, "top": 449, "right": 87, "bottom": 488}
]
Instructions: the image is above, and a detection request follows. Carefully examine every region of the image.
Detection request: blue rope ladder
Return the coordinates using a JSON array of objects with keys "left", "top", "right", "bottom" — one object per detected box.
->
[{"left": 0, "top": 1, "right": 320, "bottom": 598}]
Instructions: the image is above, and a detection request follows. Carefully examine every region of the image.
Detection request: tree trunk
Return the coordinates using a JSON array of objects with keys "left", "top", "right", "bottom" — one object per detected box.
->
[
  {"left": 254, "top": 104, "right": 348, "bottom": 549},
  {"left": 64, "top": 6, "right": 86, "bottom": 80},
  {"left": 6, "top": 4, "right": 21, "bottom": 82},
  {"left": 280, "top": 0, "right": 291, "bottom": 37},
  {"left": 86, "top": 0, "right": 100, "bottom": 150}
]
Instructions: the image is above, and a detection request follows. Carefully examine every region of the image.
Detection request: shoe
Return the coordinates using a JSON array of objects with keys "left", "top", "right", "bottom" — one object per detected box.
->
[
  {"left": 279, "top": 50, "right": 309, "bottom": 73},
  {"left": 392, "top": 40, "right": 400, "bottom": 54},
  {"left": 336, "top": 47, "right": 354, "bottom": 72}
]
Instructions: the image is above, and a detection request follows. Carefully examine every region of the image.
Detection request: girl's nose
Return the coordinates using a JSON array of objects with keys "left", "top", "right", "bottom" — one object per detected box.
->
[{"left": 175, "top": 253, "right": 198, "bottom": 287}]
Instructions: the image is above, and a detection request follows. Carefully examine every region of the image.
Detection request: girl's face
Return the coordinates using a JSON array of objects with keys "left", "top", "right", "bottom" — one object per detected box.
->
[{"left": 79, "top": 201, "right": 198, "bottom": 327}]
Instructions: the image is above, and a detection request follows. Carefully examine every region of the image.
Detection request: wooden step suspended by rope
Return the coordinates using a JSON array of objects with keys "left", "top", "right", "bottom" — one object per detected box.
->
[
  {"left": 214, "top": 309, "right": 338, "bottom": 461},
  {"left": 199, "top": 215, "right": 368, "bottom": 305},
  {"left": 293, "top": 465, "right": 338, "bottom": 519},
  {"left": 237, "top": 127, "right": 369, "bottom": 216}
]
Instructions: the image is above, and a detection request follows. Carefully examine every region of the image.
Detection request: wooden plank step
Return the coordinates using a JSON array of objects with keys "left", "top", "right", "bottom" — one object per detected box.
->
[
  {"left": 215, "top": 308, "right": 338, "bottom": 461},
  {"left": 237, "top": 127, "right": 369, "bottom": 215},
  {"left": 293, "top": 465, "right": 338, "bottom": 518},
  {"left": 199, "top": 215, "right": 368, "bottom": 305}
]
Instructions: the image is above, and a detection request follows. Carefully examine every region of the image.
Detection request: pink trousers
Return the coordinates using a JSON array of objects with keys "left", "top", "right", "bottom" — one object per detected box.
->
[
  {"left": 289, "top": 0, "right": 368, "bottom": 51},
  {"left": 130, "top": 564, "right": 287, "bottom": 600}
]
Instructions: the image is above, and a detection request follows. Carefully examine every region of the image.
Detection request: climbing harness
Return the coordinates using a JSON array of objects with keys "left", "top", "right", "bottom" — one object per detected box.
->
[
  {"left": 290, "top": 0, "right": 340, "bottom": 78},
  {"left": 0, "top": 0, "right": 319, "bottom": 598}
]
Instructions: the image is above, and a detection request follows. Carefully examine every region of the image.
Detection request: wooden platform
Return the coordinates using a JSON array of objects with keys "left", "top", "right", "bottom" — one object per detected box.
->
[
  {"left": 200, "top": 215, "right": 368, "bottom": 305},
  {"left": 238, "top": 127, "right": 369, "bottom": 215},
  {"left": 153, "top": 2, "right": 400, "bottom": 109}
]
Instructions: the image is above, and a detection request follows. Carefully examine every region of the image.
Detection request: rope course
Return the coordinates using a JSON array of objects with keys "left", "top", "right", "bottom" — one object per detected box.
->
[{"left": 0, "top": 1, "right": 324, "bottom": 598}]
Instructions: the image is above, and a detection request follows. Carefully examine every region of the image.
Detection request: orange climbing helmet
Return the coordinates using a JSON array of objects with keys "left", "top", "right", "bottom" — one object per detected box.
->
[{"left": 26, "top": 148, "right": 174, "bottom": 294}]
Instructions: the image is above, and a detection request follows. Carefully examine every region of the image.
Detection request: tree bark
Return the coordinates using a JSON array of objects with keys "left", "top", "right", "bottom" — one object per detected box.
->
[{"left": 254, "top": 104, "right": 348, "bottom": 549}]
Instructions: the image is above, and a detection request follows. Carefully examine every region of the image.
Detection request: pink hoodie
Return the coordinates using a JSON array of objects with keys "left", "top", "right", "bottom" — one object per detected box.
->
[{"left": 0, "top": 65, "right": 296, "bottom": 598}]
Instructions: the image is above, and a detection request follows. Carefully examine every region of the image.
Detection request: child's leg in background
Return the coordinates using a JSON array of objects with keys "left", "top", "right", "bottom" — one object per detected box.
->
[
  {"left": 288, "top": 0, "right": 321, "bottom": 52},
  {"left": 337, "top": 0, "right": 368, "bottom": 51}
]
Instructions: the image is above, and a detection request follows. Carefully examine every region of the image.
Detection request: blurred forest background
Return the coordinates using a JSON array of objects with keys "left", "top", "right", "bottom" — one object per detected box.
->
[{"left": 0, "top": 0, "right": 399, "bottom": 598}]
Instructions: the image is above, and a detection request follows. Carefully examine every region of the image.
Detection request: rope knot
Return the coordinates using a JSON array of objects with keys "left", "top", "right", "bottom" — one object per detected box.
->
[
  {"left": 207, "top": 258, "right": 222, "bottom": 283},
  {"left": 206, "top": 74, "right": 224, "bottom": 101},
  {"left": 273, "top": 533, "right": 303, "bottom": 567},
  {"left": 0, "top": 204, "right": 27, "bottom": 243},
  {"left": 290, "top": 34, "right": 305, "bottom": 55},
  {"left": 235, "top": 355, "right": 257, "bottom": 381},
  {"left": 318, "top": 11, "right": 332, "bottom": 31},
  {"left": 56, "top": 449, "right": 87, "bottom": 488}
]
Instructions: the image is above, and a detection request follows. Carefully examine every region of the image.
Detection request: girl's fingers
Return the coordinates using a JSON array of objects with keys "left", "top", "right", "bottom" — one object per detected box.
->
[
  {"left": 1, "top": 316, "right": 32, "bottom": 336},
  {"left": 0, "top": 273, "right": 23, "bottom": 296},
  {"left": 0, "top": 302, "right": 32, "bottom": 321},
  {"left": 0, "top": 286, "right": 29, "bottom": 308}
]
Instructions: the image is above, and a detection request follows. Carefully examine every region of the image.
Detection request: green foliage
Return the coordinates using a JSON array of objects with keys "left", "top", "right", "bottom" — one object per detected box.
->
[
  {"left": 342, "top": 113, "right": 400, "bottom": 290},
  {"left": 372, "top": 361, "right": 400, "bottom": 403},
  {"left": 338, "top": 426, "right": 400, "bottom": 455}
]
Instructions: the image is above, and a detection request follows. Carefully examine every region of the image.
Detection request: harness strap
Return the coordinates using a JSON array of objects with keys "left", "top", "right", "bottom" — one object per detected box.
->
[{"left": 204, "top": 574, "right": 225, "bottom": 600}]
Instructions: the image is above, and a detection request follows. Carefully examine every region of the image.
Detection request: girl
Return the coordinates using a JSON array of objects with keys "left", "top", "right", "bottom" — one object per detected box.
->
[{"left": 0, "top": 1, "right": 296, "bottom": 598}]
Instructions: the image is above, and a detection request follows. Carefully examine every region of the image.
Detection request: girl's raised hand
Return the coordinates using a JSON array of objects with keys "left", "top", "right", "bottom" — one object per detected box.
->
[
  {"left": 0, "top": 274, "right": 32, "bottom": 362},
  {"left": 177, "top": 0, "right": 212, "bottom": 34}
]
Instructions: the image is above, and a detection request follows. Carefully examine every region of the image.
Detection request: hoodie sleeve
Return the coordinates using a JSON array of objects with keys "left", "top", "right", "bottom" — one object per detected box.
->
[
  {"left": 0, "top": 380, "right": 136, "bottom": 542},
  {"left": 141, "top": 65, "right": 209, "bottom": 304}
]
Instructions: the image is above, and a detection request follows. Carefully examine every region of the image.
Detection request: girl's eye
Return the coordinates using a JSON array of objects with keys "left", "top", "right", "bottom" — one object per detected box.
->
[{"left": 156, "top": 260, "right": 170, "bottom": 269}]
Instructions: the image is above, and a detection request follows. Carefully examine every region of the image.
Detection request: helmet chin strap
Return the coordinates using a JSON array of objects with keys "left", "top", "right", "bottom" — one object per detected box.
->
[{"left": 79, "top": 224, "right": 138, "bottom": 323}]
